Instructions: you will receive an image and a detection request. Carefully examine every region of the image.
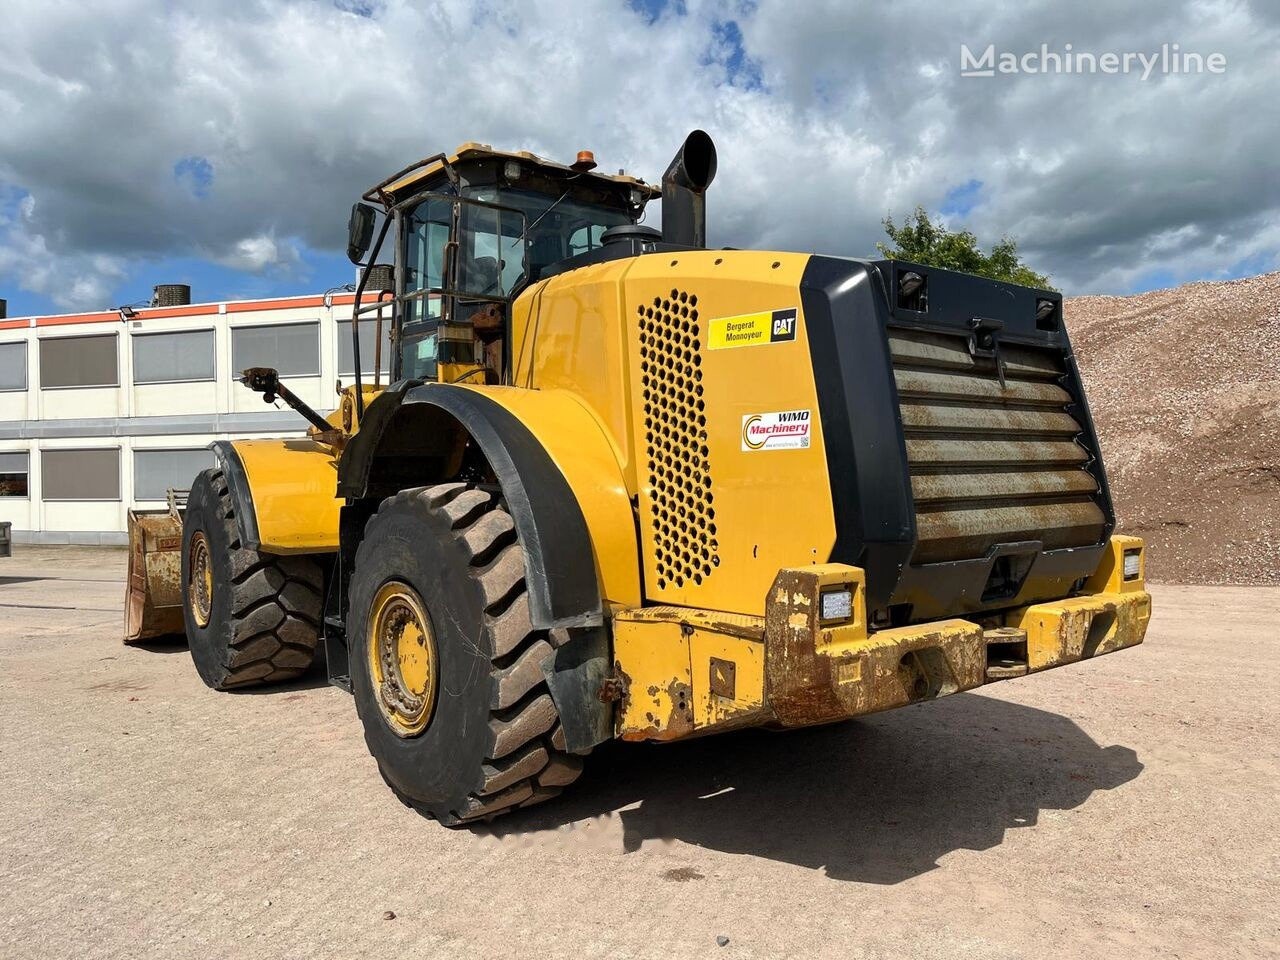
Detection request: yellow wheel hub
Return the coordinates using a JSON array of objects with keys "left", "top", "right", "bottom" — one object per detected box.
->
[
  {"left": 188, "top": 531, "right": 213, "bottom": 629},
  {"left": 368, "top": 581, "right": 439, "bottom": 738}
]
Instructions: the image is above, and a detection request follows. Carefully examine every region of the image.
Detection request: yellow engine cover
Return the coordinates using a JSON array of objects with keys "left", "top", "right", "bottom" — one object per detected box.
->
[{"left": 511, "top": 250, "right": 837, "bottom": 618}]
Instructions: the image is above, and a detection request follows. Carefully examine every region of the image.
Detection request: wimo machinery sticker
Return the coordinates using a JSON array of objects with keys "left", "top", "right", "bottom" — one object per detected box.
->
[{"left": 741, "top": 410, "right": 812, "bottom": 451}]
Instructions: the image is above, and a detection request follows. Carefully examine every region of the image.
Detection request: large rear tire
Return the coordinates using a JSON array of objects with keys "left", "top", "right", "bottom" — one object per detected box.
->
[
  {"left": 181, "top": 468, "right": 324, "bottom": 691},
  {"left": 348, "top": 483, "right": 586, "bottom": 825}
]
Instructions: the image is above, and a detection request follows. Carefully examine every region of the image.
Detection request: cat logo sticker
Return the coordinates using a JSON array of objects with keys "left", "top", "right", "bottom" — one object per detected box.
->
[{"left": 709, "top": 308, "right": 798, "bottom": 349}]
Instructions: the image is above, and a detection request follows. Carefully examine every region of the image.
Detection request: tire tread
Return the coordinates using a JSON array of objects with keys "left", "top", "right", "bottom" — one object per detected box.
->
[
  {"left": 352, "top": 482, "right": 588, "bottom": 824},
  {"left": 187, "top": 468, "right": 324, "bottom": 690}
]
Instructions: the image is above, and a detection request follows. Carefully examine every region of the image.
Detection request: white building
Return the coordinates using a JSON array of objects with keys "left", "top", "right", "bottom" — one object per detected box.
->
[{"left": 0, "top": 290, "right": 391, "bottom": 544}]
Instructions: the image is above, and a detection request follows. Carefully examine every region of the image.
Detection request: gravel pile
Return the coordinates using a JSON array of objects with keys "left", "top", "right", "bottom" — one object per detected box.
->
[{"left": 1066, "top": 271, "right": 1280, "bottom": 583}]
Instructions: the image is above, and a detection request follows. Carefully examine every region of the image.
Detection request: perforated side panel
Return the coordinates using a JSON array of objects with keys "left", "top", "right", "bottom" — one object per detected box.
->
[{"left": 637, "top": 288, "right": 718, "bottom": 589}]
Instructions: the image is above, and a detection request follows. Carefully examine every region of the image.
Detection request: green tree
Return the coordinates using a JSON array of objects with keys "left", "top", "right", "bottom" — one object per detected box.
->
[{"left": 876, "top": 206, "right": 1055, "bottom": 290}]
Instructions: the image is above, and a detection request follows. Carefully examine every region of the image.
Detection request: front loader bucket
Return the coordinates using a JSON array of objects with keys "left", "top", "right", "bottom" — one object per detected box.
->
[{"left": 123, "top": 494, "right": 187, "bottom": 643}]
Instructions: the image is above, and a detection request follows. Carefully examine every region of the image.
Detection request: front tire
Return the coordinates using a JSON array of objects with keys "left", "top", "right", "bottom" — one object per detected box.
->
[
  {"left": 181, "top": 468, "right": 324, "bottom": 690},
  {"left": 348, "top": 483, "right": 585, "bottom": 825}
]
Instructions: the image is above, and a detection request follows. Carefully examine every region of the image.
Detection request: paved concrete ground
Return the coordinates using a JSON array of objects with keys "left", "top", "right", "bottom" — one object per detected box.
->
[{"left": 0, "top": 547, "right": 1276, "bottom": 959}]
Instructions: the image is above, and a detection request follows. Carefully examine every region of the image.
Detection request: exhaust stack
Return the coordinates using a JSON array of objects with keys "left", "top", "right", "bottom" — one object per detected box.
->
[{"left": 661, "top": 130, "right": 717, "bottom": 248}]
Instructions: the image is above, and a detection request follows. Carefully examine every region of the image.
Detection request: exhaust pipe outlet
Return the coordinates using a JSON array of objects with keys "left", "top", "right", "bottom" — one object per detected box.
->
[{"left": 661, "top": 130, "right": 717, "bottom": 248}]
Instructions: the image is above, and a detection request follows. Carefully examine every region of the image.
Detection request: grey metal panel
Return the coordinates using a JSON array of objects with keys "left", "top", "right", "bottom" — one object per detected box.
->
[
  {"left": 39, "top": 333, "right": 119, "bottom": 388},
  {"left": 0, "top": 409, "right": 328, "bottom": 440},
  {"left": 41, "top": 448, "right": 121, "bottom": 500},
  {"left": 132, "top": 329, "right": 216, "bottom": 383},
  {"left": 337, "top": 318, "right": 392, "bottom": 376},
  {"left": 0, "top": 341, "right": 27, "bottom": 391},
  {"left": 231, "top": 322, "right": 320, "bottom": 377},
  {"left": 133, "top": 448, "right": 217, "bottom": 500}
]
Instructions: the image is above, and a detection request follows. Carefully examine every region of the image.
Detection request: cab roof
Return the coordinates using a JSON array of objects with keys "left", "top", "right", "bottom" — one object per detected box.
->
[{"left": 364, "top": 142, "right": 661, "bottom": 207}]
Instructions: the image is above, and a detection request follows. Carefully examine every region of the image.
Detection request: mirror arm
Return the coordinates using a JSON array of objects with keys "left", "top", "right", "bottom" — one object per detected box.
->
[{"left": 240, "top": 367, "right": 333, "bottom": 434}]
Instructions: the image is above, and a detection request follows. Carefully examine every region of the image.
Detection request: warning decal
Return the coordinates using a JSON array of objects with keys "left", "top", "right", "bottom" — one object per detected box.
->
[
  {"left": 708, "top": 308, "right": 798, "bottom": 350},
  {"left": 741, "top": 409, "right": 812, "bottom": 451}
]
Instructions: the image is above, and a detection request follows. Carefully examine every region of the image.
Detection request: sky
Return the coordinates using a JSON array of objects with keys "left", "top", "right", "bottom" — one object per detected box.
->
[{"left": 0, "top": 0, "right": 1277, "bottom": 317}]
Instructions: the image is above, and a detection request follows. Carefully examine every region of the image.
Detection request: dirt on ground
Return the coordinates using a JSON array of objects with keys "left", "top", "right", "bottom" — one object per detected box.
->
[
  {"left": 2, "top": 548, "right": 1278, "bottom": 960},
  {"left": 1066, "top": 272, "right": 1280, "bottom": 584}
]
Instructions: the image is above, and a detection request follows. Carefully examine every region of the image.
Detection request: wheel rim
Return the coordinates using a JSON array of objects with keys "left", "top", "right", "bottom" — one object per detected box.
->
[
  {"left": 188, "top": 531, "right": 213, "bottom": 628},
  {"left": 368, "top": 581, "right": 439, "bottom": 738}
]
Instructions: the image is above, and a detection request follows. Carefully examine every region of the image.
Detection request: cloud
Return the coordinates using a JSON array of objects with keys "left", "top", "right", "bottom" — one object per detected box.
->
[
  {"left": 211, "top": 234, "right": 302, "bottom": 273},
  {"left": 0, "top": 0, "right": 1275, "bottom": 310},
  {"left": 0, "top": 191, "right": 127, "bottom": 309}
]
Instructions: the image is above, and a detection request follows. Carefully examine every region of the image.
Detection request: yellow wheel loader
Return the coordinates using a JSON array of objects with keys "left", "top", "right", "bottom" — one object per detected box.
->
[{"left": 125, "top": 131, "right": 1151, "bottom": 824}]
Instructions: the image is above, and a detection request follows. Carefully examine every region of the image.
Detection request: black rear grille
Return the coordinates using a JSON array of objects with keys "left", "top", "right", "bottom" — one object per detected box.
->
[{"left": 889, "top": 327, "right": 1106, "bottom": 565}]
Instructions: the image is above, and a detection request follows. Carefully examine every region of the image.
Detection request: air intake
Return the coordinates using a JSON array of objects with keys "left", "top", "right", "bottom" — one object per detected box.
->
[{"left": 638, "top": 288, "right": 718, "bottom": 589}]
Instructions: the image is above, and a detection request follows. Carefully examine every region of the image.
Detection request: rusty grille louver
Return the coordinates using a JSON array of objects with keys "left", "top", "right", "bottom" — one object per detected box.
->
[
  {"left": 638, "top": 288, "right": 718, "bottom": 590},
  {"left": 890, "top": 328, "right": 1106, "bottom": 564}
]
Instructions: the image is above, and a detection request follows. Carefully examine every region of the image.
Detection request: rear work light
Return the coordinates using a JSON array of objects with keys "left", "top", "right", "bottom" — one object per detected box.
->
[
  {"left": 1123, "top": 549, "right": 1142, "bottom": 581},
  {"left": 820, "top": 588, "right": 854, "bottom": 622}
]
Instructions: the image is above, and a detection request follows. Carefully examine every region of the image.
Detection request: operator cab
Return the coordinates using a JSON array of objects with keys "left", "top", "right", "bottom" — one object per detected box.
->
[{"left": 346, "top": 143, "right": 659, "bottom": 387}]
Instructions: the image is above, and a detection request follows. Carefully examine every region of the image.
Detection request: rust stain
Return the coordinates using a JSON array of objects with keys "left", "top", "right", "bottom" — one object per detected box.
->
[
  {"left": 765, "top": 566, "right": 986, "bottom": 727},
  {"left": 616, "top": 663, "right": 635, "bottom": 719},
  {"left": 663, "top": 678, "right": 694, "bottom": 739},
  {"left": 597, "top": 675, "right": 624, "bottom": 703}
]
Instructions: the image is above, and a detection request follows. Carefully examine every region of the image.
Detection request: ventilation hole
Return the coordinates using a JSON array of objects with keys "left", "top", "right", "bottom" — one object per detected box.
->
[{"left": 637, "top": 286, "right": 716, "bottom": 592}]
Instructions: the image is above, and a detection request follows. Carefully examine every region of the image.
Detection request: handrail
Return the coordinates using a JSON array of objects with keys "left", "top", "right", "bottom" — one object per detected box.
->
[
  {"left": 350, "top": 213, "right": 394, "bottom": 418},
  {"left": 362, "top": 153, "right": 451, "bottom": 205}
]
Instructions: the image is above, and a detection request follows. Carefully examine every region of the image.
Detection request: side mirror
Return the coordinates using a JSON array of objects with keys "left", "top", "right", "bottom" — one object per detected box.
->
[{"left": 347, "top": 202, "right": 377, "bottom": 264}]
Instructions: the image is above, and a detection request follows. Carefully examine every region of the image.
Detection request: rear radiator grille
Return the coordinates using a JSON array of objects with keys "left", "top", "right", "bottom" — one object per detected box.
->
[
  {"left": 890, "top": 328, "right": 1105, "bottom": 564},
  {"left": 638, "top": 289, "right": 718, "bottom": 589}
]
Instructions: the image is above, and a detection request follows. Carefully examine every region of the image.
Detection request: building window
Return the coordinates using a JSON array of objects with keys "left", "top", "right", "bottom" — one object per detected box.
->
[
  {"left": 0, "top": 452, "right": 28, "bottom": 498},
  {"left": 132, "top": 329, "right": 216, "bottom": 384},
  {"left": 337, "top": 318, "right": 393, "bottom": 377},
  {"left": 41, "top": 448, "right": 121, "bottom": 501},
  {"left": 39, "top": 334, "right": 119, "bottom": 389},
  {"left": 231, "top": 322, "right": 320, "bottom": 378},
  {"left": 133, "top": 448, "right": 215, "bottom": 501},
  {"left": 0, "top": 341, "right": 27, "bottom": 391}
]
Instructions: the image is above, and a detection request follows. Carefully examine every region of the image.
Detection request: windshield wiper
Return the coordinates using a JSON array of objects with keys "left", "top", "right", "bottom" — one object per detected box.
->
[{"left": 507, "top": 186, "right": 572, "bottom": 255}]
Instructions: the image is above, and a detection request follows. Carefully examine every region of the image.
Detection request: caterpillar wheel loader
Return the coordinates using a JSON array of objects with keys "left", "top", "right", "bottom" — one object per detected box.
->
[{"left": 124, "top": 131, "right": 1151, "bottom": 825}]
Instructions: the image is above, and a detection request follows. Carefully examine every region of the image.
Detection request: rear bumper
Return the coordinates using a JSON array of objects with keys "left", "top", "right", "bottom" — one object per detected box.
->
[
  {"left": 614, "top": 536, "right": 1150, "bottom": 741},
  {"left": 763, "top": 564, "right": 1149, "bottom": 727}
]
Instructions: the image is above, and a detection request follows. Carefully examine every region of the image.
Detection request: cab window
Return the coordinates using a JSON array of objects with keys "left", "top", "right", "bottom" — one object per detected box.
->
[
  {"left": 396, "top": 194, "right": 527, "bottom": 382},
  {"left": 398, "top": 196, "right": 448, "bottom": 380}
]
